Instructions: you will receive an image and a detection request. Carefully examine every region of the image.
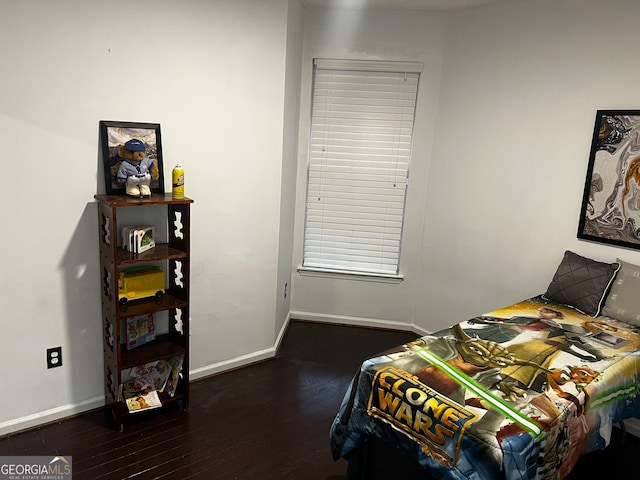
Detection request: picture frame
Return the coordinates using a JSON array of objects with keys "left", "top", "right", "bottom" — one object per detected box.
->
[
  {"left": 577, "top": 109, "right": 640, "bottom": 250},
  {"left": 99, "top": 120, "right": 164, "bottom": 195}
]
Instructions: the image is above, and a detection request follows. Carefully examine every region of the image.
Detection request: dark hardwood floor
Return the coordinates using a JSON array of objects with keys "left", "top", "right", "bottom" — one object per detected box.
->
[{"left": 1, "top": 320, "right": 637, "bottom": 479}]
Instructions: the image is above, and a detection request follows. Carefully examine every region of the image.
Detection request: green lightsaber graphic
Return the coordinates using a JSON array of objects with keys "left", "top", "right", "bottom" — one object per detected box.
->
[
  {"left": 588, "top": 383, "right": 638, "bottom": 410},
  {"left": 409, "top": 346, "right": 542, "bottom": 437}
]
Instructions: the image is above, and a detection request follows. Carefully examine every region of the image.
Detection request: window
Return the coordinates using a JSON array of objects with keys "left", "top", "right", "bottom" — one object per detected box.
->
[{"left": 302, "top": 59, "right": 422, "bottom": 277}]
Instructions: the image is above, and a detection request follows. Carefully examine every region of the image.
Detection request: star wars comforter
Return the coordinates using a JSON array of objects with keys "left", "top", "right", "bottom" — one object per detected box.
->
[{"left": 330, "top": 296, "right": 640, "bottom": 480}]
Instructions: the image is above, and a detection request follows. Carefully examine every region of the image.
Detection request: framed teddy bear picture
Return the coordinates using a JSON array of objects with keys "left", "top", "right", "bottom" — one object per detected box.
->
[{"left": 99, "top": 120, "right": 165, "bottom": 196}]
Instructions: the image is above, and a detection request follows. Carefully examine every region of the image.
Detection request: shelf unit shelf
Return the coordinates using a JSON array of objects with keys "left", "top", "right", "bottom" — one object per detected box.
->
[
  {"left": 115, "top": 244, "right": 188, "bottom": 265},
  {"left": 120, "top": 334, "right": 187, "bottom": 370},
  {"left": 117, "top": 293, "right": 189, "bottom": 318}
]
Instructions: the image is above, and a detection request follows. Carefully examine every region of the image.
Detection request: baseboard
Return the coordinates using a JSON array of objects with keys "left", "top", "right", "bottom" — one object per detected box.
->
[
  {"left": 290, "top": 310, "right": 431, "bottom": 336},
  {"left": 0, "top": 395, "right": 105, "bottom": 437},
  {"left": 188, "top": 313, "right": 291, "bottom": 381},
  {"left": 1, "top": 314, "right": 292, "bottom": 437},
  {"left": 189, "top": 347, "right": 276, "bottom": 380}
]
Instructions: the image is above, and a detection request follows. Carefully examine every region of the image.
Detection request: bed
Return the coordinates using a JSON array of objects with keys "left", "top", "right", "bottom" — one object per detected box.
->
[{"left": 330, "top": 251, "right": 640, "bottom": 480}]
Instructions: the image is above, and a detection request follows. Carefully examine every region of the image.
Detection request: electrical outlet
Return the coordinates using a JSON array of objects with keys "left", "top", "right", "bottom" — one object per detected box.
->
[{"left": 47, "top": 347, "right": 62, "bottom": 369}]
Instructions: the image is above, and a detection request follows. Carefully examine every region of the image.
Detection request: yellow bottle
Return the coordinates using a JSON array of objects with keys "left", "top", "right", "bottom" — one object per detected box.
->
[{"left": 172, "top": 165, "right": 184, "bottom": 199}]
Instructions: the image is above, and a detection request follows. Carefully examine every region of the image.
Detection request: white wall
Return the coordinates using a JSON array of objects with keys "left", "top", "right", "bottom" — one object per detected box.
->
[
  {"left": 418, "top": 0, "right": 640, "bottom": 331},
  {"left": 291, "top": 0, "right": 640, "bottom": 334},
  {"left": 0, "top": 0, "right": 295, "bottom": 435},
  {"left": 291, "top": 8, "right": 448, "bottom": 329}
]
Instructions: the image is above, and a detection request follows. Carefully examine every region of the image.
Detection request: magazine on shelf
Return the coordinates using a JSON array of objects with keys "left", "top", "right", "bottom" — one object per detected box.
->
[
  {"left": 126, "top": 314, "right": 155, "bottom": 350},
  {"left": 132, "top": 360, "right": 171, "bottom": 392},
  {"left": 122, "top": 373, "right": 155, "bottom": 399},
  {"left": 122, "top": 362, "right": 168, "bottom": 413},
  {"left": 165, "top": 354, "right": 185, "bottom": 397},
  {"left": 130, "top": 360, "right": 162, "bottom": 378},
  {"left": 121, "top": 354, "right": 185, "bottom": 413},
  {"left": 127, "top": 359, "right": 174, "bottom": 391},
  {"left": 125, "top": 390, "right": 162, "bottom": 413}
]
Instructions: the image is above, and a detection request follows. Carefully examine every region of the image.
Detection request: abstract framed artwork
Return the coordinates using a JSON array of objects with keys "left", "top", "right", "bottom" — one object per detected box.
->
[
  {"left": 578, "top": 109, "right": 640, "bottom": 250},
  {"left": 99, "top": 120, "right": 165, "bottom": 195}
]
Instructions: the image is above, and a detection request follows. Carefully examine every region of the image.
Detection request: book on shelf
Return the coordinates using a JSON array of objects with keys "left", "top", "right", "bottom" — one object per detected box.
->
[
  {"left": 121, "top": 225, "right": 155, "bottom": 253},
  {"left": 126, "top": 313, "right": 155, "bottom": 350},
  {"left": 136, "top": 226, "right": 156, "bottom": 253},
  {"left": 121, "top": 226, "right": 138, "bottom": 252}
]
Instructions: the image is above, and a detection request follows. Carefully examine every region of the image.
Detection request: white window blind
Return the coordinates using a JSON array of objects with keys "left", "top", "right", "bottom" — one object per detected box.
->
[{"left": 303, "top": 59, "right": 422, "bottom": 276}]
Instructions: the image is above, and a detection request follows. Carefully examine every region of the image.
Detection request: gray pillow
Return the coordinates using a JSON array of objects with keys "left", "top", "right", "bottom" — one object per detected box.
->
[
  {"left": 602, "top": 259, "right": 640, "bottom": 326},
  {"left": 544, "top": 250, "right": 620, "bottom": 317}
]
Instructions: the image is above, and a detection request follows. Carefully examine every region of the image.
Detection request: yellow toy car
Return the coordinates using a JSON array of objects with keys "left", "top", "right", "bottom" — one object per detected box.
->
[{"left": 118, "top": 266, "right": 165, "bottom": 305}]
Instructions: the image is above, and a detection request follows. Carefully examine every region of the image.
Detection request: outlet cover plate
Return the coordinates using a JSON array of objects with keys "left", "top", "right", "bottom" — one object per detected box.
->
[{"left": 47, "top": 346, "right": 62, "bottom": 369}]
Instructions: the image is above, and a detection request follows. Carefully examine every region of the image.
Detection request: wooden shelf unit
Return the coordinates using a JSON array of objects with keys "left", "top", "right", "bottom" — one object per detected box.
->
[{"left": 94, "top": 193, "right": 193, "bottom": 430}]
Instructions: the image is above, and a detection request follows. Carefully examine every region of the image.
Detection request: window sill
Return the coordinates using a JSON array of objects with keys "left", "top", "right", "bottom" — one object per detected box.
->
[{"left": 297, "top": 266, "right": 404, "bottom": 284}]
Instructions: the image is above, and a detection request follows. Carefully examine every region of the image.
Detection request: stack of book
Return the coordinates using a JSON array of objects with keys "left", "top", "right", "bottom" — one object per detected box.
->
[{"left": 121, "top": 225, "right": 156, "bottom": 254}]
